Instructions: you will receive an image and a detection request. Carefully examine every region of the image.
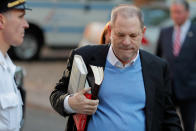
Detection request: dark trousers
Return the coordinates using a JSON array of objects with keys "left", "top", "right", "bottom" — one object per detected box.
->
[{"left": 179, "top": 102, "right": 196, "bottom": 131}]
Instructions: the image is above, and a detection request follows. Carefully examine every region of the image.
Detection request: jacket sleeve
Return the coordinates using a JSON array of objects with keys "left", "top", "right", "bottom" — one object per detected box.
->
[
  {"left": 49, "top": 50, "right": 75, "bottom": 117},
  {"left": 162, "top": 62, "right": 182, "bottom": 131}
]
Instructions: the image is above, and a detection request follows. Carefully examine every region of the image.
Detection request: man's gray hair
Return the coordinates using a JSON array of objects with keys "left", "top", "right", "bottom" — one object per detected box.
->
[
  {"left": 172, "top": 0, "right": 189, "bottom": 11},
  {"left": 110, "top": 4, "right": 144, "bottom": 29}
]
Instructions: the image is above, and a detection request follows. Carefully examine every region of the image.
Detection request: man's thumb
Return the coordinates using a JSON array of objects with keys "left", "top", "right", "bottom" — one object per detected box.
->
[{"left": 80, "top": 87, "right": 91, "bottom": 94}]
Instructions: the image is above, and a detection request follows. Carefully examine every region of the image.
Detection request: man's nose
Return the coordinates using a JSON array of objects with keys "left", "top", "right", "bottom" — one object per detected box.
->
[
  {"left": 122, "top": 36, "right": 131, "bottom": 46},
  {"left": 24, "top": 19, "right": 29, "bottom": 29}
]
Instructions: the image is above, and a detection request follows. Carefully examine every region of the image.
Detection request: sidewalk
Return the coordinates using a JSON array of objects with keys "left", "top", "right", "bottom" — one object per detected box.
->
[{"left": 16, "top": 59, "right": 67, "bottom": 113}]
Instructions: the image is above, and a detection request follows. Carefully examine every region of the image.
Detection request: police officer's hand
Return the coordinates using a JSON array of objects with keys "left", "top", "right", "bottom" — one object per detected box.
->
[{"left": 68, "top": 88, "right": 99, "bottom": 115}]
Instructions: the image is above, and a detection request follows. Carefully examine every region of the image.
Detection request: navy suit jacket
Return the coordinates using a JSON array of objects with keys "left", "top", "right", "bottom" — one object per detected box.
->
[
  {"left": 50, "top": 44, "right": 182, "bottom": 131},
  {"left": 157, "top": 23, "right": 196, "bottom": 101}
]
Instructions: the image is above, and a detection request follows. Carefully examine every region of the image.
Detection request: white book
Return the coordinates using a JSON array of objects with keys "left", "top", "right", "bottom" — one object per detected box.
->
[
  {"left": 68, "top": 55, "right": 88, "bottom": 94},
  {"left": 90, "top": 65, "right": 104, "bottom": 99},
  {"left": 90, "top": 65, "right": 104, "bottom": 86}
]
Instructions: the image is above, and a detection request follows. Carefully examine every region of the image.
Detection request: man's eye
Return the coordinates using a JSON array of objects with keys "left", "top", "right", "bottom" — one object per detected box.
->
[
  {"left": 117, "top": 34, "right": 124, "bottom": 37},
  {"left": 130, "top": 34, "right": 137, "bottom": 38},
  {"left": 18, "top": 14, "right": 25, "bottom": 18}
]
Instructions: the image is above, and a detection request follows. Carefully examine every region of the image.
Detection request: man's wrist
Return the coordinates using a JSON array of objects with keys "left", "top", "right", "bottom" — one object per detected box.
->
[{"left": 64, "top": 95, "right": 76, "bottom": 113}]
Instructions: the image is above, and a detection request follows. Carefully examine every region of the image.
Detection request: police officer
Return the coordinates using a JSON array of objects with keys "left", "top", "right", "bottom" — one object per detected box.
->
[{"left": 0, "top": 0, "right": 30, "bottom": 130}]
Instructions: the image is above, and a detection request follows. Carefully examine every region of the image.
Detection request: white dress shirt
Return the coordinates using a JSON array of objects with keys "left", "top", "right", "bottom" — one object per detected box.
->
[
  {"left": 0, "top": 51, "right": 23, "bottom": 131},
  {"left": 107, "top": 44, "right": 139, "bottom": 68},
  {"left": 63, "top": 45, "right": 139, "bottom": 113},
  {"left": 173, "top": 20, "right": 191, "bottom": 46}
]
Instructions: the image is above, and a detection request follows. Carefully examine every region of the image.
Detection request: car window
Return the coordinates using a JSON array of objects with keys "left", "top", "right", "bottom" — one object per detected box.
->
[{"left": 142, "top": 8, "right": 169, "bottom": 26}]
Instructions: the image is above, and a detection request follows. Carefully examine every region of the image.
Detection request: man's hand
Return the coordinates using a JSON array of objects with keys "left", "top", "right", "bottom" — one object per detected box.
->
[{"left": 68, "top": 88, "right": 99, "bottom": 115}]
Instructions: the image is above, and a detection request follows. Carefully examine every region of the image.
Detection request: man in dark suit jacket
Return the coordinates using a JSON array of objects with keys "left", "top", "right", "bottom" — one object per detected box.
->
[
  {"left": 156, "top": 1, "right": 196, "bottom": 131},
  {"left": 50, "top": 4, "right": 182, "bottom": 131}
]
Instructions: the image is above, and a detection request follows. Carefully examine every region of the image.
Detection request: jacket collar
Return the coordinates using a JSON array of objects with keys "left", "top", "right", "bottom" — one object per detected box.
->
[{"left": 87, "top": 44, "right": 110, "bottom": 69}]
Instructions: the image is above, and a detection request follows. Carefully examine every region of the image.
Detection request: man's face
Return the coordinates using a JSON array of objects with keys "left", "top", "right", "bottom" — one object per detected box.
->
[
  {"left": 170, "top": 3, "right": 189, "bottom": 26},
  {"left": 109, "top": 16, "right": 145, "bottom": 63},
  {"left": 2, "top": 9, "right": 29, "bottom": 47}
]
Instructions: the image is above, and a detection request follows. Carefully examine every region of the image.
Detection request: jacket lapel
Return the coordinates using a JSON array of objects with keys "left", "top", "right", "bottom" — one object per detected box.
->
[
  {"left": 86, "top": 44, "right": 110, "bottom": 98},
  {"left": 168, "top": 27, "right": 175, "bottom": 58},
  {"left": 140, "top": 50, "right": 156, "bottom": 131},
  {"left": 178, "top": 23, "right": 194, "bottom": 56},
  {"left": 87, "top": 44, "right": 110, "bottom": 68}
]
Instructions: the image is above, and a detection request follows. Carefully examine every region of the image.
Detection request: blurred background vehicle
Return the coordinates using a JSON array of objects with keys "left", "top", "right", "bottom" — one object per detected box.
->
[
  {"left": 141, "top": 3, "right": 170, "bottom": 53},
  {"left": 8, "top": 0, "right": 133, "bottom": 60},
  {"left": 8, "top": 0, "right": 196, "bottom": 60},
  {"left": 15, "top": 66, "right": 26, "bottom": 128}
]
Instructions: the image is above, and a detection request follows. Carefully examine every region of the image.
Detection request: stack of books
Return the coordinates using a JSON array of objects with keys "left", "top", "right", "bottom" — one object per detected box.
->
[{"left": 68, "top": 55, "right": 104, "bottom": 131}]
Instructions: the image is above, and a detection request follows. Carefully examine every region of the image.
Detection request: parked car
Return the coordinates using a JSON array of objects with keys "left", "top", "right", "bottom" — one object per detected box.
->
[
  {"left": 9, "top": 0, "right": 196, "bottom": 60},
  {"left": 8, "top": 0, "right": 133, "bottom": 60}
]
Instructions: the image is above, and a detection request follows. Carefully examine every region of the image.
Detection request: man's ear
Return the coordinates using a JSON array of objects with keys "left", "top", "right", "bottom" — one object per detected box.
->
[
  {"left": 142, "top": 26, "right": 146, "bottom": 35},
  {"left": 0, "top": 14, "right": 5, "bottom": 29}
]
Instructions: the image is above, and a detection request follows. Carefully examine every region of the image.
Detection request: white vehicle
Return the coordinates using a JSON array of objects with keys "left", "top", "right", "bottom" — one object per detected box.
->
[{"left": 9, "top": 0, "right": 132, "bottom": 60}]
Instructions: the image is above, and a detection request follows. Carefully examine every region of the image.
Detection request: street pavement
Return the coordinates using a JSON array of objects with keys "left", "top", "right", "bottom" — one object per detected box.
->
[
  {"left": 15, "top": 48, "right": 71, "bottom": 111},
  {"left": 22, "top": 106, "right": 66, "bottom": 131},
  {"left": 15, "top": 47, "right": 71, "bottom": 130}
]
